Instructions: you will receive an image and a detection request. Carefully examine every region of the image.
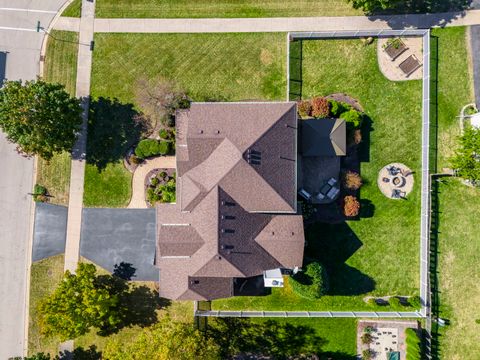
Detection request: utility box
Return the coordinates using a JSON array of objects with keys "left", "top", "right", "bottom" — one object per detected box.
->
[{"left": 263, "top": 268, "right": 284, "bottom": 287}]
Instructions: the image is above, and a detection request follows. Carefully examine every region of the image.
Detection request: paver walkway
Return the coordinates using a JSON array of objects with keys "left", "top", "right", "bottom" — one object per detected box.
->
[
  {"left": 54, "top": 9, "right": 480, "bottom": 33},
  {"left": 64, "top": 0, "right": 95, "bottom": 274},
  {"left": 127, "top": 156, "right": 176, "bottom": 208}
]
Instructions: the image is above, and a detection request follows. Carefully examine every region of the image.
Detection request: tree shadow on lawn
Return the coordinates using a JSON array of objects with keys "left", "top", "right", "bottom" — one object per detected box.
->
[
  {"left": 366, "top": 0, "right": 472, "bottom": 27},
  {"left": 209, "top": 318, "right": 327, "bottom": 359},
  {"left": 306, "top": 222, "right": 375, "bottom": 296},
  {"left": 87, "top": 97, "right": 150, "bottom": 171},
  {"left": 59, "top": 345, "right": 101, "bottom": 360},
  {"left": 96, "top": 263, "right": 170, "bottom": 336}
]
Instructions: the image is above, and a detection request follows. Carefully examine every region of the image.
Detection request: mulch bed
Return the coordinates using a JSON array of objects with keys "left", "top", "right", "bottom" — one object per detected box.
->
[
  {"left": 144, "top": 168, "right": 175, "bottom": 208},
  {"left": 326, "top": 93, "right": 364, "bottom": 112}
]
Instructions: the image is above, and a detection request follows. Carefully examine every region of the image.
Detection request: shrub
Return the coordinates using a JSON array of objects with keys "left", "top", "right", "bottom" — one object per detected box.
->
[
  {"left": 354, "top": 129, "right": 362, "bottom": 144},
  {"left": 311, "top": 96, "right": 330, "bottom": 118},
  {"left": 361, "top": 333, "right": 373, "bottom": 345},
  {"left": 408, "top": 295, "right": 421, "bottom": 308},
  {"left": 365, "top": 326, "right": 375, "bottom": 334},
  {"left": 33, "top": 184, "right": 48, "bottom": 202},
  {"left": 388, "top": 296, "right": 402, "bottom": 309},
  {"left": 343, "top": 171, "right": 362, "bottom": 190},
  {"left": 340, "top": 109, "right": 363, "bottom": 128},
  {"left": 450, "top": 127, "right": 480, "bottom": 182},
  {"left": 362, "top": 349, "right": 374, "bottom": 360},
  {"left": 300, "top": 201, "right": 316, "bottom": 221},
  {"left": 367, "top": 298, "right": 377, "bottom": 307},
  {"left": 135, "top": 139, "right": 171, "bottom": 159},
  {"left": 289, "top": 261, "right": 329, "bottom": 300},
  {"left": 405, "top": 328, "right": 422, "bottom": 360},
  {"left": 159, "top": 129, "right": 169, "bottom": 139},
  {"left": 159, "top": 171, "right": 167, "bottom": 179},
  {"left": 129, "top": 154, "right": 142, "bottom": 165},
  {"left": 343, "top": 195, "right": 360, "bottom": 217},
  {"left": 150, "top": 177, "right": 159, "bottom": 186},
  {"left": 297, "top": 100, "right": 312, "bottom": 118},
  {"left": 146, "top": 187, "right": 160, "bottom": 203},
  {"left": 329, "top": 100, "right": 351, "bottom": 117}
]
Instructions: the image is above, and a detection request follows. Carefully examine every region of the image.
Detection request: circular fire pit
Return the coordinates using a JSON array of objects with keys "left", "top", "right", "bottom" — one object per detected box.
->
[{"left": 377, "top": 163, "right": 414, "bottom": 199}]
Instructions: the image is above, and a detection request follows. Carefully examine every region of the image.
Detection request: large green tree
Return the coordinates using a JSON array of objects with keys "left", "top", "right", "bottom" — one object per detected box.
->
[
  {"left": 103, "top": 317, "right": 221, "bottom": 360},
  {"left": 346, "top": 0, "right": 400, "bottom": 12},
  {"left": 0, "top": 80, "right": 82, "bottom": 160},
  {"left": 39, "top": 263, "right": 125, "bottom": 340},
  {"left": 451, "top": 127, "right": 480, "bottom": 183}
]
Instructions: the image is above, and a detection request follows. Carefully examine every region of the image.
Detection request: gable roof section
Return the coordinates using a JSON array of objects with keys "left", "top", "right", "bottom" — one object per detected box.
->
[
  {"left": 301, "top": 118, "right": 346, "bottom": 157},
  {"left": 177, "top": 102, "right": 297, "bottom": 213},
  {"left": 255, "top": 215, "right": 305, "bottom": 268}
]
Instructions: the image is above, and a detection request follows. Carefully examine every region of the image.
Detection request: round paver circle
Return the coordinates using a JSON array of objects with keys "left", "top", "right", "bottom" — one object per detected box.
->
[{"left": 377, "top": 162, "right": 414, "bottom": 199}]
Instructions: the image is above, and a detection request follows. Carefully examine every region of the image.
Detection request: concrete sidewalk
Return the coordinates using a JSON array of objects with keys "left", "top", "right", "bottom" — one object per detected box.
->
[
  {"left": 54, "top": 9, "right": 480, "bottom": 33},
  {"left": 64, "top": 0, "right": 95, "bottom": 274}
]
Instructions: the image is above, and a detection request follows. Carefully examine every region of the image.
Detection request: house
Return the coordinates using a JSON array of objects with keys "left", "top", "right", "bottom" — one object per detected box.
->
[{"left": 155, "top": 102, "right": 305, "bottom": 300}]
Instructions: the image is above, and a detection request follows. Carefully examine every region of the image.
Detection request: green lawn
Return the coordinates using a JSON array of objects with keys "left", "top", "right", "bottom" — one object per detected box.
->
[
  {"left": 63, "top": 0, "right": 361, "bottom": 18},
  {"left": 38, "top": 31, "right": 78, "bottom": 205},
  {"left": 85, "top": 32, "right": 286, "bottom": 207},
  {"left": 430, "top": 27, "right": 476, "bottom": 360},
  {"left": 215, "top": 36, "right": 422, "bottom": 311},
  {"left": 28, "top": 255, "right": 65, "bottom": 355},
  {"left": 431, "top": 27, "right": 474, "bottom": 169},
  {"left": 435, "top": 179, "right": 480, "bottom": 359}
]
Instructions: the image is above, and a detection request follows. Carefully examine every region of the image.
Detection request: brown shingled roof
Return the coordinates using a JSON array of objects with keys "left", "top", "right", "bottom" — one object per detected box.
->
[{"left": 157, "top": 102, "right": 305, "bottom": 301}]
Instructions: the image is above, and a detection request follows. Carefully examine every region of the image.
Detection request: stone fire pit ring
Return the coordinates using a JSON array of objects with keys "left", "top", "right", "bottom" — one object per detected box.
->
[{"left": 377, "top": 162, "right": 414, "bottom": 199}]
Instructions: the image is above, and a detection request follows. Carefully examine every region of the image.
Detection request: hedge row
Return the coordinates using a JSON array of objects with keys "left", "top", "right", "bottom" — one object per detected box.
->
[
  {"left": 297, "top": 97, "right": 363, "bottom": 128},
  {"left": 405, "top": 328, "right": 422, "bottom": 360},
  {"left": 135, "top": 139, "right": 171, "bottom": 159}
]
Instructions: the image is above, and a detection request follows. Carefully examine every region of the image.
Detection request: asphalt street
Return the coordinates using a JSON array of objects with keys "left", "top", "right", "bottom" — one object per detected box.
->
[{"left": 0, "top": 1, "right": 67, "bottom": 357}]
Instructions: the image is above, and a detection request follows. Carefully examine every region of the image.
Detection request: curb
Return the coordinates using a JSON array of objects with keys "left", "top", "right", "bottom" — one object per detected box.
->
[{"left": 39, "top": 0, "right": 76, "bottom": 77}]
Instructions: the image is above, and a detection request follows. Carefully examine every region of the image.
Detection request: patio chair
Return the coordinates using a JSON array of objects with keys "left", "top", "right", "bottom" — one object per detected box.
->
[
  {"left": 316, "top": 193, "right": 325, "bottom": 201},
  {"left": 401, "top": 168, "right": 413, "bottom": 177},
  {"left": 328, "top": 177, "right": 337, "bottom": 186},
  {"left": 382, "top": 177, "right": 390, "bottom": 183},
  {"left": 399, "top": 54, "right": 422, "bottom": 77},
  {"left": 298, "top": 188, "right": 311, "bottom": 201},
  {"left": 392, "top": 189, "right": 401, "bottom": 199},
  {"left": 384, "top": 38, "right": 408, "bottom": 61}
]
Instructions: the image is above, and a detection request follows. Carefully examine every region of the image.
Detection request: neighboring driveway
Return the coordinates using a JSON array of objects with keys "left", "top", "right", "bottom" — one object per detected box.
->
[
  {"left": 0, "top": 132, "right": 34, "bottom": 359},
  {"left": 32, "top": 203, "right": 67, "bottom": 262},
  {"left": 80, "top": 208, "right": 158, "bottom": 281}
]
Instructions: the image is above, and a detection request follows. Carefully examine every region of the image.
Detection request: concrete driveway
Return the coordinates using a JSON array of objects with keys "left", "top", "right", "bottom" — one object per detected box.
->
[{"left": 0, "top": 1, "right": 68, "bottom": 357}]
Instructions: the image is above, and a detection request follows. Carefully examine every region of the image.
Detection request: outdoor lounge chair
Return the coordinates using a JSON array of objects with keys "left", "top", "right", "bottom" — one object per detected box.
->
[
  {"left": 298, "top": 188, "right": 312, "bottom": 201},
  {"left": 399, "top": 54, "right": 422, "bottom": 77},
  {"left": 327, "top": 177, "right": 337, "bottom": 186},
  {"left": 384, "top": 38, "right": 408, "bottom": 61},
  {"left": 316, "top": 193, "right": 325, "bottom": 200}
]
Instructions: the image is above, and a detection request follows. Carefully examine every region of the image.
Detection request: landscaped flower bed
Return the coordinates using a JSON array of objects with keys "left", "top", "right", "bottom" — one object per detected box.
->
[{"left": 145, "top": 168, "right": 176, "bottom": 206}]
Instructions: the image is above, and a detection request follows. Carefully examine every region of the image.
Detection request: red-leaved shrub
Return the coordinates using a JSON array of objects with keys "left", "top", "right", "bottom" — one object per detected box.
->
[
  {"left": 297, "top": 100, "right": 312, "bottom": 118},
  {"left": 311, "top": 96, "right": 330, "bottom": 118},
  {"left": 343, "top": 195, "right": 360, "bottom": 217},
  {"left": 343, "top": 171, "right": 362, "bottom": 190}
]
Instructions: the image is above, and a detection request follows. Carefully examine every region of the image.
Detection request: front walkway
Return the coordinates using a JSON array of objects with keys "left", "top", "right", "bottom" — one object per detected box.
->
[
  {"left": 54, "top": 9, "right": 480, "bottom": 33},
  {"left": 127, "top": 156, "right": 175, "bottom": 209}
]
